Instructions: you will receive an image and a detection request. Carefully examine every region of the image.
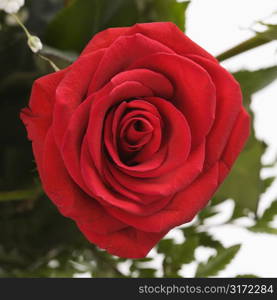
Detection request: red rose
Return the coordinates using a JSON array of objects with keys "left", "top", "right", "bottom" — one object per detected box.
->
[{"left": 21, "top": 22, "right": 250, "bottom": 258}]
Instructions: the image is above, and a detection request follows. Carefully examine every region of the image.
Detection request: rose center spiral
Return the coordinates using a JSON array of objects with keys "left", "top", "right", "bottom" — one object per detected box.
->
[{"left": 104, "top": 100, "right": 162, "bottom": 166}]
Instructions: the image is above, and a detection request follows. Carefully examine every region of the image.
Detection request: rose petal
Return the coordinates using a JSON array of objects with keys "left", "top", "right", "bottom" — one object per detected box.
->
[
  {"left": 111, "top": 68, "right": 174, "bottom": 99},
  {"left": 218, "top": 108, "right": 250, "bottom": 183},
  {"left": 87, "top": 80, "right": 155, "bottom": 173},
  {"left": 82, "top": 22, "right": 217, "bottom": 63},
  {"left": 129, "top": 53, "right": 216, "bottom": 148},
  {"left": 53, "top": 49, "right": 105, "bottom": 148},
  {"left": 81, "top": 137, "right": 173, "bottom": 215},
  {"left": 77, "top": 221, "right": 167, "bottom": 258},
  {"left": 105, "top": 162, "right": 219, "bottom": 232},
  {"left": 41, "top": 128, "right": 127, "bottom": 234},
  {"left": 88, "top": 33, "right": 174, "bottom": 93},
  {"left": 187, "top": 54, "right": 244, "bottom": 170},
  {"left": 20, "top": 69, "right": 67, "bottom": 172},
  {"left": 107, "top": 142, "right": 205, "bottom": 198},
  {"left": 61, "top": 98, "right": 92, "bottom": 193}
]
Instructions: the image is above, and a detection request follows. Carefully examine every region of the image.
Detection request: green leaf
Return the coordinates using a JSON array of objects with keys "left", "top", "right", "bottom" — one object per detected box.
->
[
  {"left": 215, "top": 137, "right": 264, "bottom": 212},
  {"left": 157, "top": 238, "right": 174, "bottom": 254},
  {"left": 215, "top": 66, "right": 277, "bottom": 213},
  {"left": 46, "top": 0, "right": 190, "bottom": 52},
  {"left": 216, "top": 24, "right": 277, "bottom": 62},
  {"left": 197, "top": 232, "right": 224, "bottom": 250},
  {"left": 137, "top": 268, "right": 156, "bottom": 278},
  {"left": 0, "top": 185, "right": 42, "bottom": 202},
  {"left": 249, "top": 200, "right": 277, "bottom": 234},
  {"left": 157, "top": 235, "right": 199, "bottom": 276},
  {"left": 233, "top": 66, "right": 277, "bottom": 106},
  {"left": 46, "top": 0, "right": 140, "bottom": 52},
  {"left": 197, "top": 205, "right": 219, "bottom": 222},
  {"left": 256, "top": 23, "right": 277, "bottom": 41},
  {"left": 139, "top": 0, "right": 190, "bottom": 31},
  {"left": 236, "top": 274, "right": 259, "bottom": 278},
  {"left": 249, "top": 226, "right": 277, "bottom": 234},
  {"left": 258, "top": 200, "right": 277, "bottom": 223},
  {"left": 195, "top": 244, "right": 241, "bottom": 277},
  {"left": 175, "top": 236, "right": 199, "bottom": 265}
]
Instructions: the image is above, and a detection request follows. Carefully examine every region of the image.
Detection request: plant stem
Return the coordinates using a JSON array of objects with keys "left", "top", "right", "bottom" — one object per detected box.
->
[
  {"left": 11, "top": 13, "right": 31, "bottom": 38},
  {"left": 91, "top": 247, "right": 125, "bottom": 277},
  {"left": 11, "top": 13, "right": 60, "bottom": 72},
  {"left": 216, "top": 28, "right": 275, "bottom": 62},
  {"left": 38, "top": 54, "right": 60, "bottom": 72},
  {"left": 0, "top": 186, "right": 43, "bottom": 202}
]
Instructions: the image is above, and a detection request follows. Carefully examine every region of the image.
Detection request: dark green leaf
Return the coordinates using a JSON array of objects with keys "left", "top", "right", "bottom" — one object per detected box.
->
[
  {"left": 249, "top": 226, "right": 277, "bottom": 234},
  {"left": 236, "top": 274, "right": 259, "bottom": 278},
  {"left": 157, "top": 238, "right": 174, "bottom": 254},
  {"left": 46, "top": 0, "right": 140, "bottom": 52},
  {"left": 198, "top": 205, "right": 219, "bottom": 222},
  {"left": 46, "top": 0, "right": 190, "bottom": 52},
  {"left": 216, "top": 24, "right": 277, "bottom": 62},
  {"left": 233, "top": 66, "right": 277, "bottom": 106},
  {"left": 258, "top": 200, "right": 277, "bottom": 223},
  {"left": 215, "top": 66, "right": 277, "bottom": 213},
  {"left": 174, "top": 236, "right": 199, "bottom": 265},
  {"left": 0, "top": 185, "right": 43, "bottom": 202},
  {"left": 157, "top": 235, "right": 198, "bottom": 277},
  {"left": 256, "top": 23, "right": 277, "bottom": 42},
  {"left": 249, "top": 200, "right": 277, "bottom": 234},
  {"left": 139, "top": 0, "right": 190, "bottom": 31},
  {"left": 197, "top": 232, "right": 224, "bottom": 250},
  {"left": 195, "top": 244, "right": 241, "bottom": 277},
  {"left": 215, "top": 137, "right": 264, "bottom": 212},
  {"left": 137, "top": 268, "right": 156, "bottom": 278}
]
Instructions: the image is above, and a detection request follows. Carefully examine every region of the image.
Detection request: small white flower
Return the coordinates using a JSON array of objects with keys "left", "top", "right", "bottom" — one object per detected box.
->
[
  {"left": 5, "top": 7, "right": 28, "bottom": 25},
  {"left": 28, "top": 35, "right": 43, "bottom": 53},
  {"left": 0, "top": 0, "right": 25, "bottom": 14}
]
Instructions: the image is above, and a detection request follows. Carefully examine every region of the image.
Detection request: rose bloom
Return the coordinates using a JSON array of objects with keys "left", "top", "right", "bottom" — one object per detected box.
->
[{"left": 21, "top": 22, "right": 250, "bottom": 258}]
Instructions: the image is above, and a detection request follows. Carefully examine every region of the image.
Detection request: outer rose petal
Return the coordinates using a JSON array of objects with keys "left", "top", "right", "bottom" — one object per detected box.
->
[
  {"left": 77, "top": 221, "right": 167, "bottom": 258},
  {"left": 42, "top": 128, "right": 127, "bottom": 235},
  {"left": 218, "top": 108, "right": 250, "bottom": 183},
  {"left": 20, "top": 69, "right": 67, "bottom": 172},
  {"left": 53, "top": 49, "right": 105, "bottom": 148},
  {"left": 88, "top": 33, "right": 174, "bottom": 93},
  {"left": 187, "top": 55, "right": 244, "bottom": 170},
  {"left": 105, "top": 163, "right": 219, "bottom": 232},
  {"left": 81, "top": 22, "right": 217, "bottom": 63}
]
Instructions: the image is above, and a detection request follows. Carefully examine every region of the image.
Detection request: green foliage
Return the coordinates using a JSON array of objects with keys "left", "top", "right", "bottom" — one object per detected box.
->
[
  {"left": 0, "top": 195, "right": 127, "bottom": 277},
  {"left": 197, "top": 232, "right": 224, "bottom": 250},
  {"left": 195, "top": 245, "right": 241, "bottom": 278},
  {"left": 157, "top": 235, "right": 199, "bottom": 277},
  {"left": 215, "top": 66, "right": 277, "bottom": 214},
  {"left": 138, "top": 0, "right": 189, "bottom": 31},
  {"left": 249, "top": 200, "right": 277, "bottom": 234},
  {"left": 233, "top": 66, "right": 277, "bottom": 106},
  {"left": 236, "top": 274, "right": 259, "bottom": 278},
  {"left": 46, "top": 0, "right": 190, "bottom": 52},
  {"left": 255, "top": 23, "right": 277, "bottom": 42},
  {"left": 216, "top": 24, "right": 277, "bottom": 62},
  {"left": 215, "top": 138, "right": 265, "bottom": 212}
]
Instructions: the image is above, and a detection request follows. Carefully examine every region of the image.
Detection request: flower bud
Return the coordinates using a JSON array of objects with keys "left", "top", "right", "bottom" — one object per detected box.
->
[{"left": 28, "top": 35, "right": 43, "bottom": 53}]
